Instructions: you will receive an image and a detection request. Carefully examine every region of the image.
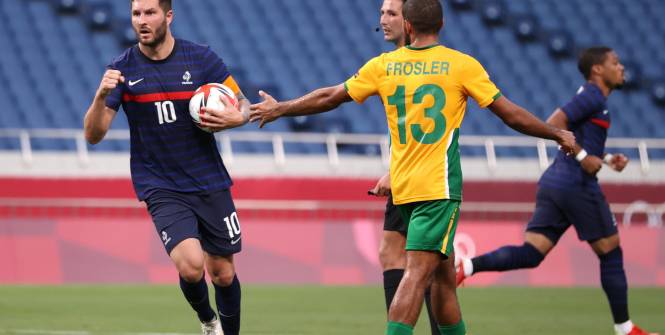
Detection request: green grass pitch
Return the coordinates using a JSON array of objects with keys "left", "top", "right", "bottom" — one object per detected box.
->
[{"left": 0, "top": 286, "right": 663, "bottom": 334}]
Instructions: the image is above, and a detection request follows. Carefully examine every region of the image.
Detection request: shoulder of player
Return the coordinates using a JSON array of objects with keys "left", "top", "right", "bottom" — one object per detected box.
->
[
  {"left": 452, "top": 49, "right": 483, "bottom": 67},
  {"left": 177, "top": 38, "right": 216, "bottom": 55},
  {"left": 431, "top": 46, "right": 484, "bottom": 73},
  {"left": 578, "top": 83, "right": 607, "bottom": 105},
  {"left": 108, "top": 46, "right": 135, "bottom": 68},
  {"left": 176, "top": 38, "right": 206, "bottom": 50}
]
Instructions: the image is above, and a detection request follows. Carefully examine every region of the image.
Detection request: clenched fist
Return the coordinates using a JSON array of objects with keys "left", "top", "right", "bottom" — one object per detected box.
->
[{"left": 97, "top": 69, "right": 125, "bottom": 98}]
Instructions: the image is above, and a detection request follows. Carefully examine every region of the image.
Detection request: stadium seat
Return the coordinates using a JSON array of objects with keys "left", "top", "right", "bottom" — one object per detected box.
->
[
  {"left": 113, "top": 18, "right": 136, "bottom": 47},
  {"left": 86, "top": 2, "right": 113, "bottom": 31},
  {"left": 621, "top": 61, "right": 643, "bottom": 90},
  {"left": 513, "top": 14, "right": 539, "bottom": 42},
  {"left": 53, "top": 0, "right": 81, "bottom": 14},
  {"left": 480, "top": 0, "right": 506, "bottom": 26},
  {"left": 449, "top": 0, "right": 473, "bottom": 11},
  {"left": 651, "top": 80, "right": 665, "bottom": 106},
  {"left": 289, "top": 116, "right": 316, "bottom": 133},
  {"left": 546, "top": 31, "right": 574, "bottom": 58}
]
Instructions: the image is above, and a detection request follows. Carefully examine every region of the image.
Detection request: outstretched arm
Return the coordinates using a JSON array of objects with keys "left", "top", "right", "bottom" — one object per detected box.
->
[
  {"left": 249, "top": 84, "right": 352, "bottom": 128},
  {"left": 488, "top": 96, "right": 575, "bottom": 153}
]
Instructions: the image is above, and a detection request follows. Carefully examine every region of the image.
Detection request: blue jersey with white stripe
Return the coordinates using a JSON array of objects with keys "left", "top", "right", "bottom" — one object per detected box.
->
[
  {"left": 105, "top": 39, "right": 234, "bottom": 200},
  {"left": 539, "top": 83, "right": 610, "bottom": 190}
]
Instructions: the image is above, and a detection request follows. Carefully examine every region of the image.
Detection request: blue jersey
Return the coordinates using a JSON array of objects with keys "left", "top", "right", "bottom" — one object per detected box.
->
[
  {"left": 539, "top": 83, "right": 610, "bottom": 190},
  {"left": 105, "top": 39, "right": 239, "bottom": 200}
]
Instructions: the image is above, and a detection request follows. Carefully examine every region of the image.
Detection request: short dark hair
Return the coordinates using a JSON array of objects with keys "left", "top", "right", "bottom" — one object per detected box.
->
[
  {"left": 403, "top": 0, "right": 443, "bottom": 35},
  {"left": 578, "top": 46, "right": 612, "bottom": 80},
  {"left": 130, "top": 0, "right": 172, "bottom": 13}
]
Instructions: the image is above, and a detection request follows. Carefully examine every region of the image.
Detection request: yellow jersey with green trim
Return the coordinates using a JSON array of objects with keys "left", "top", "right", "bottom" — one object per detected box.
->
[{"left": 344, "top": 44, "right": 501, "bottom": 205}]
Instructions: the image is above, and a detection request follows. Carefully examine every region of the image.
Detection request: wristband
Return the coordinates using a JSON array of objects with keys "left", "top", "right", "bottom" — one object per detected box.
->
[
  {"left": 575, "top": 149, "right": 588, "bottom": 162},
  {"left": 603, "top": 153, "right": 614, "bottom": 164}
]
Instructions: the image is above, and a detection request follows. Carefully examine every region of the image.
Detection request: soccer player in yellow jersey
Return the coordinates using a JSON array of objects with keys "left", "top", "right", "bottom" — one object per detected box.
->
[
  {"left": 250, "top": 0, "right": 575, "bottom": 333},
  {"left": 371, "top": 1, "right": 438, "bottom": 334}
]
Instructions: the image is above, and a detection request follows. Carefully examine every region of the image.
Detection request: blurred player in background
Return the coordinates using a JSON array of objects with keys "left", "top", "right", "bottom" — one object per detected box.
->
[
  {"left": 83, "top": 0, "right": 249, "bottom": 334},
  {"left": 456, "top": 47, "right": 659, "bottom": 335},
  {"left": 368, "top": 0, "right": 438, "bottom": 333},
  {"left": 249, "top": 0, "right": 575, "bottom": 333}
]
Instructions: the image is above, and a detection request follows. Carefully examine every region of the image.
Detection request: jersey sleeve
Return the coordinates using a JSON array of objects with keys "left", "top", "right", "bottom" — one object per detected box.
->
[
  {"left": 201, "top": 47, "right": 241, "bottom": 95},
  {"left": 344, "top": 56, "right": 381, "bottom": 104},
  {"left": 462, "top": 55, "right": 501, "bottom": 108},
  {"left": 104, "top": 64, "right": 124, "bottom": 111},
  {"left": 561, "top": 87, "right": 603, "bottom": 123}
]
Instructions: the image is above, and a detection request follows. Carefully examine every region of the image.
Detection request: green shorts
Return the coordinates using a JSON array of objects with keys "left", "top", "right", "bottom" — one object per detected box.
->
[{"left": 397, "top": 199, "right": 460, "bottom": 256}]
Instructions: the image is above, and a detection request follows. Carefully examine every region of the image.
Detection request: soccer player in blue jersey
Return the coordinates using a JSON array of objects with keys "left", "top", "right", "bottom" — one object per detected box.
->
[
  {"left": 456, "top": 47, "right": 659, "bottom": 335},
  {"left": 84, "top": 1, "right": 248, "bottom": 334},
  {"left": 368, "top": 1, "right": 438, "bottom": 334}
]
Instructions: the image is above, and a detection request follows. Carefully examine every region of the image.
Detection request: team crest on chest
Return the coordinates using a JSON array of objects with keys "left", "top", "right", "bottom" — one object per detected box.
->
[{"left": 182, "top": 71, "right": 193, "bottom": 85}]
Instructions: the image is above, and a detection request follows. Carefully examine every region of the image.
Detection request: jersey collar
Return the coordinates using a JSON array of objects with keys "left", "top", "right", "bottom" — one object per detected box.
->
[{"left": 405, "top": 43, "right": 440, "bottom": 51}]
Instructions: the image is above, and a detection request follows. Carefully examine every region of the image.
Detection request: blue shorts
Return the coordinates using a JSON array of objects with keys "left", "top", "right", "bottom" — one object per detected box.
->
[
  {"left": 526, "top": 186, "right": 617, "bottom": 243},
  {"left": 145, "top": 188, "right": 242, "bottom": 256}
]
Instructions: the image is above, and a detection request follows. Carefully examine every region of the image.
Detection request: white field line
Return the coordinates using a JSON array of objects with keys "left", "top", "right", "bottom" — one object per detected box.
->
[{"left": 2, "top": 330, "right": 198, "bottom": 335}]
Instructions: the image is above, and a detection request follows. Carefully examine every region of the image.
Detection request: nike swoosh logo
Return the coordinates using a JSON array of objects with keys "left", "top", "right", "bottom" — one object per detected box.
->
[
  {"left": 128, "top": 78, "right": 144, "bottom": 86},
  {"left": 230, "top": 237, "right": 241, "bottom": 245},
  {"left": 603, "top": 110, "right": 609, "bottom": 115}
]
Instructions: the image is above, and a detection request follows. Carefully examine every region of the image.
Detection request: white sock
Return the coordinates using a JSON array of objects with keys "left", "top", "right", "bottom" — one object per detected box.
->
[
  {"left": 614, "top": 320, "right": 634, "bottom": 335},
  {"left": 463, "top": 258, "right": 474, "bottom": 277}
]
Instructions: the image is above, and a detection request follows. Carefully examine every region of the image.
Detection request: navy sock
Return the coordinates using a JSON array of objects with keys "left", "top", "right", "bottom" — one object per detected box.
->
[
  {"left": 600, "top": 247, "right": 629, "bottom": 323},
  {"left": 423, "top": 288, "right": 438, "bottom": 335},
  {"left": 213, "top": 274, "right": 241, "bottom": 335},
  {"left": 179, "top": 275, "right": 216, "bottom": 323},
  {"left": 472, "top": 243, "right": 544, "bottom": 273},
  {"left": 383, "top": 269, "right": 404, "bottom": 311}
]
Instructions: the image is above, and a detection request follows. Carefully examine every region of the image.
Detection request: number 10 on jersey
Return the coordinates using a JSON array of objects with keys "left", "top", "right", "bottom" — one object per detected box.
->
[{"left": 155, "top": 101, "right": 177, "bottom": 124}]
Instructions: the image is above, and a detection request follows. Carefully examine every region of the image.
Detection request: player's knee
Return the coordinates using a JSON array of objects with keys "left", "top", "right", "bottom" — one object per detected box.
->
[
  {"left": 379, "top": 245, "right": 406, "bottom": 270},
  {"left": 404, "top": 264, "right": 436, "bottom": 287},
  {"left": 179, "top": 265, "right": 205, "bottom": 283},
  {"left": 176, "top": 259, "right": 205, "bottom": 282},
  {"left": 209, "top": 267, "right": 236, "bottom": 286},
  {"left": 522, "top": 243, "right": 545, "bottom": 268}
]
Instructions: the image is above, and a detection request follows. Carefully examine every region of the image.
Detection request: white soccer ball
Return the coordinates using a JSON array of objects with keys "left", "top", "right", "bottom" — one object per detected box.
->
[{"left": 189, "top": 83, "right": 239, "bottom": 132}]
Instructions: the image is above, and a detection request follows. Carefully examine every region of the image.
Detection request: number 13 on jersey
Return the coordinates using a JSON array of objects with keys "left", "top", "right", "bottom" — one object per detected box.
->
[{"left": 387, "top": 84, "right": 447, "bottom": 145}]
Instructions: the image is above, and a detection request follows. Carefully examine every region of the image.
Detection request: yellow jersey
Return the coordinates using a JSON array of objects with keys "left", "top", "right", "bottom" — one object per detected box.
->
[{"left": 345, "top": 44, "right": 501, "bottom": 205}]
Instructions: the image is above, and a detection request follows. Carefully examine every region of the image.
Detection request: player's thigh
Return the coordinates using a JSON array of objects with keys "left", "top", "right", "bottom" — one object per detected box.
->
[
  {"left": 563, "top": 189, "right": 618, "bottom": 242},
  {"left": 379, "top": 230, "right": 407, "bottom": 270},
  {"left": 398, "top": 199, "right": 460, "bottom": 258},
  {"left": 145, "top": 190, "right": 201, "bottom": 256},
  {"left": 170, "top": 238, "right": 206, "bottom": 280},
  {"left": 195, "top": 189, "right": 242, "bottom": 257},
  {"left": 525, "top": 187, "right": 570, "bottom": 246},
  {"left": 589, "top": 233, "right": 620, "bottom": 256}
]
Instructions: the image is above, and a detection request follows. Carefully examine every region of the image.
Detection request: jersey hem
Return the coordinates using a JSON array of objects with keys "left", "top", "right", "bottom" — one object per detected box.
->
[
  {"left": 478, "top": 90, "right": 501, "bottom": 108},
  {"left": 393, "top": 193, "right": 462, "bottom": 205},
  {"left": 343, "top": 81, "right": 365, "bottom": 104},
  {"left": 405, "top": 244, "right": 445, "bottom": 251}
]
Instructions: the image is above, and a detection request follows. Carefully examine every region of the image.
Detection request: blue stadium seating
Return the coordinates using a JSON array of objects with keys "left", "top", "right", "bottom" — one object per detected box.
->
[{"left": 0, "top": 0, "right": 663, "bottom": 155}]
